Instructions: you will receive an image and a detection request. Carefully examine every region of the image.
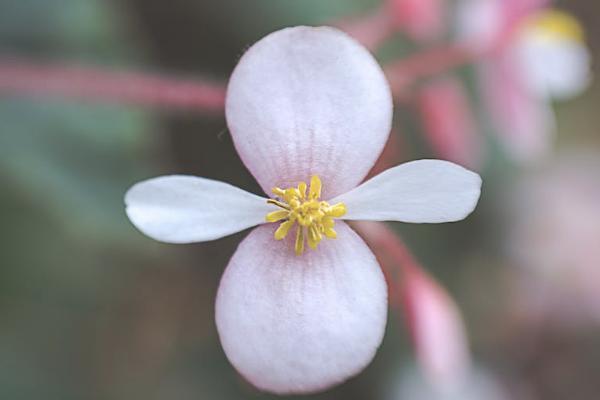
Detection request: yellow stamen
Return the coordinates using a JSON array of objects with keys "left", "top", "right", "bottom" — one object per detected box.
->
[
  {"left": 523, "top": 9, "right": 585, "bottom": 43},
  {"left": 275, "top": 220, "right": 295, "bottom": 240},
  {"left": 265, "top": 175, "right": 347, "bottom": 255},
  {"left": 295, "top": 226, "right": 305, "bottom": 255},
  {"left": 309, "top": 175, "right": 321, "bottom": 199}
]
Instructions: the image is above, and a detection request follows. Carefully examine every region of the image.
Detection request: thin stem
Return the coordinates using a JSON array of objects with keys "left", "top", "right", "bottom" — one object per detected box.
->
[{"left": 0, "top": 59, "right": 226, "bottom": 112}]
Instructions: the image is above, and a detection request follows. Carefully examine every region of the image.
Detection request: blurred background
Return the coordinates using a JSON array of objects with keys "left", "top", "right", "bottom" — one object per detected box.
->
[{"left": 0, "top": 0, "right": 599, "bottom": 399}]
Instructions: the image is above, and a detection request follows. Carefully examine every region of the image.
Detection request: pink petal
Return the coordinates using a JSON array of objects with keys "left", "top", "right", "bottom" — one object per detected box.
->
[
  {"left": 226, "top": 26, "right": 393, "bottom": 199},
  {"left": 215, "top": 222, "right": 388, "bottom": 394},
  {"left": 417, "top": 76, "right": 483, "bottom": 169}
]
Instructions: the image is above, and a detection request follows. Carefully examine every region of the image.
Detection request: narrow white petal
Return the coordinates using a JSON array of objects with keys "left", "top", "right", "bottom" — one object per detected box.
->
[
  {"left": 226, "top": 26, "right": 393, "bottom": 199},
  {"left": 215, "top": 223, "right": 387, "bottom": 394},
  {"left": 333, "top": 160, "right": 482, "bottom": 223},
  {"left": 125, "top": 175, "right": 272, "bottom": 243}
]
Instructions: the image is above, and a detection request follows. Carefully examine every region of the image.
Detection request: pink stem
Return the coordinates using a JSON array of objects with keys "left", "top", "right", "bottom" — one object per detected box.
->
[{"left": 0, "top": 59, "right": 226, "bottom": 112}]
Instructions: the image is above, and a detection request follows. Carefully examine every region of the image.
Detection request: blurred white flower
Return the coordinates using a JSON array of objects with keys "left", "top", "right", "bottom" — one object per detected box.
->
[{"left": 124, "top": 26, "right": 482, "bottom": 394}]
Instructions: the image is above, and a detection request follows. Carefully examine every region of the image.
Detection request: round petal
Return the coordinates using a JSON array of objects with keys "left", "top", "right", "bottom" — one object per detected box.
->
[
  {"left": 226, "top": 26, "right": 393, "bottom": 199},
  {"left": 125, "top": 175, "right": 272, "bottom": 243},
  {"left": 333, "top": 160, "right": 482, "bottom": 223},
  {"left": 215, "top": 222, "right": 387, "bottom": 394}
]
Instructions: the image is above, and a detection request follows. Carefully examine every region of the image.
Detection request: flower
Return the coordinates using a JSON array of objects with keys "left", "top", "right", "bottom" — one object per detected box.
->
[
  {"left": 456, "top": 1, "right": 592, "bottom": 161},
  {"left": 124, "top": 26, "right": 482, "bottom": 394}
]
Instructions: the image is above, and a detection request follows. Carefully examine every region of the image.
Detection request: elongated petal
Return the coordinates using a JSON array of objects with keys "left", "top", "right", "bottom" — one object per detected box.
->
[
  {"left": 215, "top": 223, "right": 387, "bottom": 394},
  {"left": 125, "top": 175, "right": 272, "bottom": 243},
  {"left": 226, "top": 26, "right": 393, "bottom": 199},
  {"left": 333, "top": 160, "right": 481, "bottom": 223}
]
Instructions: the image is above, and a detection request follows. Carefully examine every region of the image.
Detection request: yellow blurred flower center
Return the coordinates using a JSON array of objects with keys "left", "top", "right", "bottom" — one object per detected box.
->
[
  {"left": 523, "top": 9, "right": 585, "bottom": 43},
  {"left": 265, "top": 175, "right": 346, "bottom": 255}
]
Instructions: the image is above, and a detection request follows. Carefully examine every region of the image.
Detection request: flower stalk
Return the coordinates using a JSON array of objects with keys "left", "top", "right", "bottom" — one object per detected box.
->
[{"left": 0, "top": 59, "right": 226, "bottom": 112}]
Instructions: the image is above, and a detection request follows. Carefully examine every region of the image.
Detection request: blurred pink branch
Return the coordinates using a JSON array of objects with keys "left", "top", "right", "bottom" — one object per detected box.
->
[{"left": 0, "top": 59, "right": 226, "bottom": 112}]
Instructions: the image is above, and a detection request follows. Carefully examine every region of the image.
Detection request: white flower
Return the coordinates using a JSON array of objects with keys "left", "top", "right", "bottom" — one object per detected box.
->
[{"left": 124, "top": 26, "right": 482, "bottom": 394}]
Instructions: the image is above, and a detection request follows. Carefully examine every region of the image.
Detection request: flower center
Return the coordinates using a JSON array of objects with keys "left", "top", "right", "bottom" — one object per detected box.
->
[
  {"left": 523, "top": 9, "right": 584, "bottom": 43},
  {"left": 265, "top": 175, "right": 346, "bottom": 255}
]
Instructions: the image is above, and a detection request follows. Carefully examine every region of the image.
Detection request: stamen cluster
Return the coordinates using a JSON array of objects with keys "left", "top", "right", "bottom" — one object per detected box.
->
[{"left": 265, "top": 176, "right": 346, "bottom": 255}]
